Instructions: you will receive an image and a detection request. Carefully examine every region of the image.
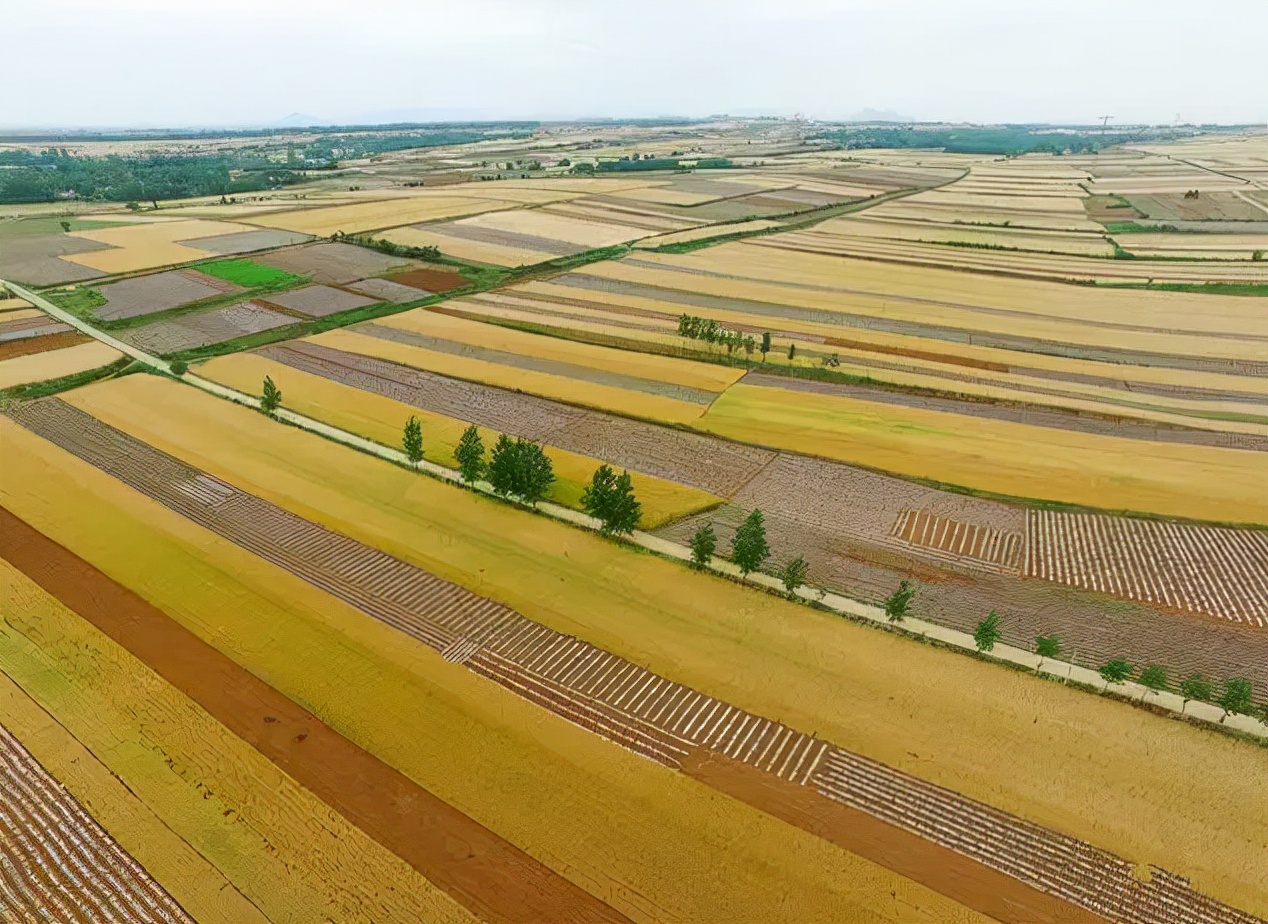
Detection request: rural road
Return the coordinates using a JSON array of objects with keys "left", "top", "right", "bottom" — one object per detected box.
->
[{"left": 5, "top": 276, "right": 1263, "bottom": 740}]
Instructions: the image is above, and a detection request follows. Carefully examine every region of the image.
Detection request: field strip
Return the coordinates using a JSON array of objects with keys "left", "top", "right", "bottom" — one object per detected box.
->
[
  {"left": 0, "top": 504, "right": 631, "bottom": 924},
  {"left": 5, "top": 399, "right": 1264, "bottom": 924},
  {"left": 0, "top": 719, "right": 196, "bottom": 924}
]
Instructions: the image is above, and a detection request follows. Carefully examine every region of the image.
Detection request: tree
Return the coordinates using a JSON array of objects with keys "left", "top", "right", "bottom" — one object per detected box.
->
[
  {"left": 689, "top": 524, "right": 716, "bottom": 570},
  {"left": 604, "top": 471, "right": 641, "bottom": 535},
  {"left": 260, "top": 375, "right": 282, "bottom": 414},
  {"left": 1100, "top": 657, "right": 1133, "bottom": 684},
  {"left": 59, "top": 220, "right": 71, "bottom": 232},
  {"left": 731, "top": 509, "right": 770, "bottom": 576},
  {"left": 973, "top": 611, "right": 1001, "bottom": 652},
  {"left": 487, "top": 434, "right": 518, "bottom": 496},
  {"left": 1138, "top": 664, "right": 1168, "bottom": 691},
  {"left": 168, "top": 360, "right": 188, "bottom": 377},
  {"left": 1217, "top": 678, "right": 1253, "bottom": 716},
  {"left": 402, "top": 416, "right": 424, "bottom": 466},
  {"left": 1035, "top": 635, "right": 1061, "bottom": 659},
  {"left": 779, "top": 555, "right": 810, "bottom": 595},
  {"left": 760, "top": 331, "right": 771, "bottom": 361},
  {"left": 454, "top": 425, "right": 485, "bottom": 483},
  {"left": 488, "top": 435, "right": 554, "bottom": 505},
  {"left": 1179, "top": 673, "right": 1213, "bottom": 703},
  {"left": 884, "top": 580, "right": 914, "bottom": 622},
  {"left": 787, "top": 342, "right": 796, "bottom": 361}
]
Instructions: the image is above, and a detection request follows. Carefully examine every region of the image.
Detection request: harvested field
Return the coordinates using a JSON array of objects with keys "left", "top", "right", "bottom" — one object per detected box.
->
[
  {"left": 11, "top": 378, "right": 1268, "bottom": 920},
  {"left": 257, "top": 241, "right": 416, "bottom": 284},
  {"left": 0, "top": 314, "right": 69, "bottom": 342},
  {"left": 1116, "top": 232, "right": 1268, "bottom": 260},
  {"left": 93, "top": 268, "right": 240, "bottom": 321},
  {"left": 0, "top": 341, "right": 121, "bottom": 390},
  {"left": 891, "top": 508, "right": 1023, "bottom": 573},
  {"left": 0, "top": 233, "right": 110, "bottom": 286},
  {"left": 198, "top": 350, "right": 724, "bottom": 528},
  {"left": 314, "top": 326, "right": 714, "bottom": 424},
  {"left": 389, "top": 266, "right": 469, "bottom": 291},
  {"left": 634, "top": 219, "right": 781, "bottom": 248},
  {"left": 0, "top": 722, "right": 195, "bottom": 924},
  {"left": 263, "top": 283, "right": 378, "bottom": 318},
  {"left": 179, "top": 227, "right": 310, "bottom": 255},
  {"left": 248, "top": 194, "right": 509, "bottom": 236},
  {"left": 1026, "top": 510, "right": 1268, "bottom": 626},
  {"left": 346, "top": 276, "right": 432, "bottom": 303},
  {"left": 61, "top": 218, "right": 260, "bottom": 274},
  {"left": 9, "top": 398, "right": 1262, "bottom": 924},
  {"left": 120, "top": 301, "right": 294, "bottom": 354},
  {"left": 380, "top": 225, "right": 548, "bottom": 267},
  {"left": 698, "top": 383, "right": 1268, "bottom": 525}
]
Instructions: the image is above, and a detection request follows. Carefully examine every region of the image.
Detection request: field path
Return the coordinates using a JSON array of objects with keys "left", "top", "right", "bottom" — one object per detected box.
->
[{"left": 0, "top": 505, "right": 632, "bottom": 924}]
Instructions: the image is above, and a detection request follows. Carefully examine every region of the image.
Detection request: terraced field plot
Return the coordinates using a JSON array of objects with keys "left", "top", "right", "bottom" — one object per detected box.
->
[
  {"left": 59, "top": 218, "right": 267, "bottom": 275},
  {"left": 5, "top": 377, "right": 1266, "bottom": 922},
  {"left": 246, "top": 193, "right": 514, "bottom": 236},
  {"left": 262, "top": 283, "right": 378, "bottom": 317},
  {"left": 256, "top": 240, "right": 418, "bottom": 284},
  {"left": 0, "top": 340, "right": 121, "bottom": 391}
]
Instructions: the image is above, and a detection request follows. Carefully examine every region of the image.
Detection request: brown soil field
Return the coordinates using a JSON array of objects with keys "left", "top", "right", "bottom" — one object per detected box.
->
[
  {"left": 0, "top": 506, "right": 630, "bottom": 924},
  {"left": 1129, "top": 193, "right": 1268, "bottom": 222},
  {"left": 0, "top": 720, "right": 196, "bottom": 924},
  {"left": 0, "top": 329, "right": 90, "bottom": 361},
  {"left": 257, "top": 241, "right": 414, "bottom": 284},
  {"left": 121, "top": 301, "right": 295, "bottom": 354},
  {"left": 262, "top": 283, "right": 378, "bottom": 317},
  {"left": 182, "top": 228, "right": 311, "bottom": 255},
  {"left": 390, "top": 266, "right": 469, "bottom": 291},
  {"left": 94, "top": 268, "right": 240, "bottom": 321},
  {"left": 0, "top": 314, "right": 70, "bottom": 342},
  {"left": 0, "top": 233, "right": 111, "bottom": 286}
]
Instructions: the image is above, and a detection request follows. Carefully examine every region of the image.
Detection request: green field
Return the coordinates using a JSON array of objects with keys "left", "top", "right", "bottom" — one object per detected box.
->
[{"left": 197, "top": 259, "right": 302, "bottom": 288}]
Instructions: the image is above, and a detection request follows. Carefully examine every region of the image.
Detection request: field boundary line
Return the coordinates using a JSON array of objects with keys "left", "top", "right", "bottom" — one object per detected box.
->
[{"left": 7, "top": 275, "right": 1265, "bottom": 742}]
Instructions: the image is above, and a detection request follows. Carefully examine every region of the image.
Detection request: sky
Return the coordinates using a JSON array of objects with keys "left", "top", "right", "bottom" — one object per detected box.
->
[{"left": 4, "top": 0, "right": 1266, "bottom": 128}]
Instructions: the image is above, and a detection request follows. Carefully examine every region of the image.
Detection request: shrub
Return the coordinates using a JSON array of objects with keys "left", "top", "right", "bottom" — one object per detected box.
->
[
  {"left": 1179, "top": 673, "right": 1213, "bottom": 703},
  {"left": 168, "top": 360, "right": 188, "bottom": 377},
  {"left": 730, "top": 509, "right": 769, "bottom": 576},
  {"left": 1035, "top": 635, "right": 1062, "bottom": 659},
  {"left": 689, "top": 524, "right": 716, "bottom": 570},
  {"left": 1099, "top": 657, "right": 1133, "bottom": 684},
  {"left": 1138, "top": 664, "right": 1169, "bottom": 691},
  {"left": 1217, "top": 678, "right": 1254, "bottom": 716},
  {"left": 973, "top": 611, "right": 1001, "bottom": 652},
  {"left": 779, "top": 555, "right": 810, "bottom": 595},
  {"left": 884, "top": 580, "right": 914, "bottom": 622}
]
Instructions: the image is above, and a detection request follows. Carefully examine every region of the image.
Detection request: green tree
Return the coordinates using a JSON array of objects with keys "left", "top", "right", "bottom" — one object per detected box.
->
[
  {"left": 760, "top": 331, "right": 771, "bottom": 360},
  {"left": 779, "top": 555, "right": 810, "bottom": 595},
  {"left": 260, "top": 375, "right": 282, "bottom": 414},
  {"left": 787, "top": 342, "right": 796, "bottom": 361},
  {"left": 1100, "top": 657, "right": 1133, "bottom": 684},
  {"left": 731, "top": 509, "right": 770, "bottom": 576},
  {"left": 402, "top": 416, "right": 424, "bottom": 466},
  {"left": 454, "top": 424, "right": 485, "bottom": 483},
  {"left": 1138, "top": 664, "right": 1169, "bottom": 691},
  {"left": 604, "top": 471, "right": 641, "bottom": 535},
  {"left": 168, "top": 360, "right": 188, "bottom": 377},
  {"left": 884, "top": 580, "right": 914, "bottom": 622},
  {"left": 973, "top": 611, "right": 1001, "bottom": 652},
  {"left": 488, "top": 436, "right": 554, "bottom": 505},
  {"left": 582, "top": 464, "right": 617, "bottom": 520},
  {"left": 1179, "top": 673, "right": 1213, "bottom": 703},
  {"left": 1035, "top": 635, "right": 1061, "bottom": 659},
  {"left": 1217, "top": 678, "right": 1254, "bottom": 716},
  {"left": 487, "top": 434, "right": 518, "bottom": 496},
  {"left": 689, "top": 524, "right": 716, "bottom": 570}
]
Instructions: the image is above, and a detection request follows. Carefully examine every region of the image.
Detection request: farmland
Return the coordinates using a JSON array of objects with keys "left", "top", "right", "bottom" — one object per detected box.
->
[{"left": 1, "top": 118, "right": 1265, "bottom": 924}]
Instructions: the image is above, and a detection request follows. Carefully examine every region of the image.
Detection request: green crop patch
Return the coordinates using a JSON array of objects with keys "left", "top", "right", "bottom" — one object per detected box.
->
[{"left": 197, "top": 258, "right": 303, "bottom": 289}]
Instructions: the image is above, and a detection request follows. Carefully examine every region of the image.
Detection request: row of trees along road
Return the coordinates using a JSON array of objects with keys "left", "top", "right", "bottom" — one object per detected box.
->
[{"left": 259, "top": 380, "right": 1264, "bottom": 720}]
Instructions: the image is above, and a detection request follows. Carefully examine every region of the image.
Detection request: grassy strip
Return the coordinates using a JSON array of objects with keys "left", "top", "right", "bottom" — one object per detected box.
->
[
  {"left": 0, "top": 356, "right": 135, "bottom": 402},
  {"left": 1095, "top": 280, "right": 1268, "bottom": 297}
]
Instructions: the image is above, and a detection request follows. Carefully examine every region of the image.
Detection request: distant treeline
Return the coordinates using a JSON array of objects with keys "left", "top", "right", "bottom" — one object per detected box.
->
[
  {"left": 810, "top": 125, "right": 1197, "bottom": 155},
  {"left": 595, "top": 156, "right": 733, "bottom": 172},
  {"left": 0, "top": 150, "right": 307, "bottom": 204}
]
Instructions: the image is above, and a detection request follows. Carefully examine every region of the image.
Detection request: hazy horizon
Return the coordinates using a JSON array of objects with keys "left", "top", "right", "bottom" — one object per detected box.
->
[{"left": 5, "top": 0, "right": 1266, "bottom": 130}]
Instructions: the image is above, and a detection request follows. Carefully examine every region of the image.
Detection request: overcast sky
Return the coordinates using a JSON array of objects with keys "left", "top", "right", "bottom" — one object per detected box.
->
[{"left": 5, "top": 0, "right": 1266, "bottom": 128}]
